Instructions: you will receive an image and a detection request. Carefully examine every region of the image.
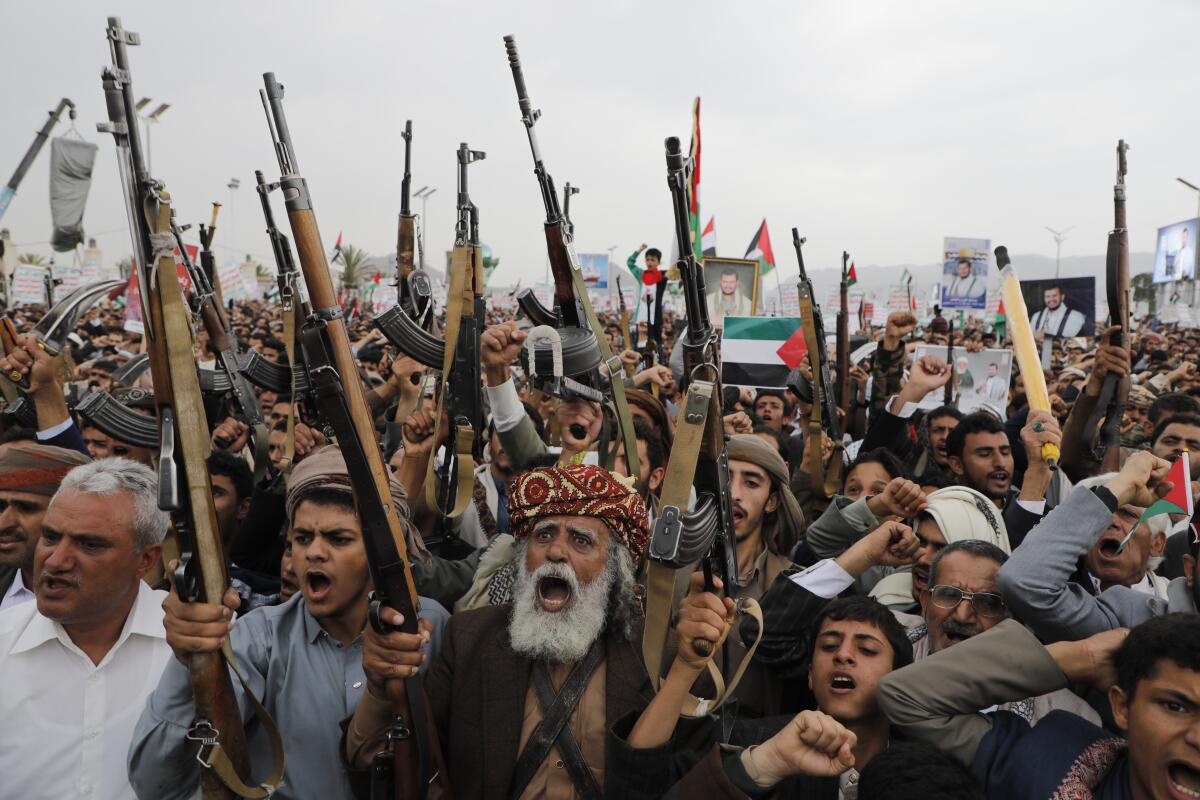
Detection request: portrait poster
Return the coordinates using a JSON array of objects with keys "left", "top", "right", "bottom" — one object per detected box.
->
[
  {"left": 941, "top": 236, "right": 990, "bottom": 311},
  {"left": 912, "top": 345, "right": 1013, "bottom": 417},
  {"left": 1019, "top": 276, "right": 1096, "bottom": 339},
  {"left": 577, "top": 252, "right": 609, "bottom": 289},
  {"left": 701, "top": 256, "right": 759, "bottom": 326},
  {"left": 1152, "top": 218, "right": 1199, "bottom": 283}
]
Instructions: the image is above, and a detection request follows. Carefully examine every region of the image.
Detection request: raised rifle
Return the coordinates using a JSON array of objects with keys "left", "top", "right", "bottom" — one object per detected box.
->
[
  {"left": 640, "top": 136, "right": 759, "bottom": 719},
  {"left": 615, "top": 275, "right": 637, "bottom": 378},
  {"left": 944, "top": 316, "right": 956, "bottom": 406},
  {"left": 260, "top": 72, "right": 443, "bottom": 797},
  {"left": 562, "top": 181, "right": 579, "bottom": 237},
  {"left": 837, "top": 251, "right": 850, "bottom": 412},
  {"left": 169, "top": 214, "right": 270, "bottom": 477},
  {"left": 199, "top": 202, "right": 223, "bottom": 304},
  {"left": 503, "top": 35, "right": 638, "bottom": 474},
  {"left": 98, "top": 18, "right": 282, "bottom": 799},
  {"left": 1084, "top": 141, "right": 1130, "bottom": 472},
  {"left": 794, "top": 230, "right": 843, "bottom": 500},
  {"left": 395, "top": 120, "right": 432, "bottom": 324}
]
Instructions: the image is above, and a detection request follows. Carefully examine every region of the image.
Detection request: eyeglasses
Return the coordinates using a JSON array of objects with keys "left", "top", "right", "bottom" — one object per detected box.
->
[{"left": 928, "top": 585, "right": 1008, "bottom": 618}]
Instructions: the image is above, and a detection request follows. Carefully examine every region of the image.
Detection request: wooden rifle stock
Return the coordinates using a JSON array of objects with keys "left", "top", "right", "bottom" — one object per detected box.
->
[{"left": 261, "top": 72, "right": 445, "bottom": 799}]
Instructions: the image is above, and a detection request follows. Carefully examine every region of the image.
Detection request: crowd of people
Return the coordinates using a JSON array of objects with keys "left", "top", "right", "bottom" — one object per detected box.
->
[{"left": 1, "top": 275, "right": 1199, "bottom": 800}]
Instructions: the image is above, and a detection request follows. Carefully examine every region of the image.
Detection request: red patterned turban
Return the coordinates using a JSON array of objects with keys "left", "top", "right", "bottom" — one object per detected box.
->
[{"left": 508, "top": 464, "right": 649, "bottom": 562}]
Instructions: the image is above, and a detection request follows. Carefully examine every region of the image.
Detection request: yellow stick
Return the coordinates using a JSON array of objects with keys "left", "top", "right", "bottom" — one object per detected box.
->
[{"left": 999, "top": 260, "right": 1060, "bottom": 468}]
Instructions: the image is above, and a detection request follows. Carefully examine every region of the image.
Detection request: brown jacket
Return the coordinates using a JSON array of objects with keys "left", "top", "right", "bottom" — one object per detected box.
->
[{"left": 424, "top": 604, "right": 654, "bottom": 798}]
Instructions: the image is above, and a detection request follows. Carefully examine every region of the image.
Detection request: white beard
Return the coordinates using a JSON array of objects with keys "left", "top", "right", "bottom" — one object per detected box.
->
[{"left": 509, "top": 556, "right": 614, "bottom": 664}]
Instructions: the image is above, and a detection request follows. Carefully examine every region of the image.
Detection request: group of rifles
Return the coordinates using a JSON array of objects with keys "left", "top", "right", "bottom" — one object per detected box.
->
[{"left": 6, "top": 14, "right": 1194, "bottom": 800}]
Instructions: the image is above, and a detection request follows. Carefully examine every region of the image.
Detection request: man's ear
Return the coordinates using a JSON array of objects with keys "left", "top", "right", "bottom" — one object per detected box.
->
[
  {"left": 1151, "top": 530, "right": 1167, "bottom": 558},
  {"left": 236, "top": 496, "right": 253, "bottom": 523},
  {"left": 766, "top": 490, "right": 781, "bottom": 515},
  {"left": 947, "top": 455, "right": 965, "bottom": 478},
  {"left": 135, "top": 543, "right": 163, "bottom": 582},
  {"left": 648, "top": 466, "right": 666, "bottom": 494},
  {"left": 1185, "top": 553, "right": 1196, "bottom": 589},
  {"left": 1108, "top": 684, "right": 1131, "bottom": 734}
]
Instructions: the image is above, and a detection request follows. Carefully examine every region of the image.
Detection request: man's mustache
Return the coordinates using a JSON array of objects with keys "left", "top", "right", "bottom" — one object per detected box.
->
[{"left": 941, "top": 619, "right": 981, "bottom": 640}]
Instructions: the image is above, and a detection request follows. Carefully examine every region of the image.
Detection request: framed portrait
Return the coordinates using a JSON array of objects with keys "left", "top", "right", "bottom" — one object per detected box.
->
[
  {"left": 700, "top": 256, "right": 760, "bottom": 326},
  {"left": 1019, "top": 276, "right": 1096, "bottom": 339}
]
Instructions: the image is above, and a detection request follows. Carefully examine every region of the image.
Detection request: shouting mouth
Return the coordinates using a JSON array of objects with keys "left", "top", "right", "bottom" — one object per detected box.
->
[
  {"left": 1097, "top": 536, "right": 1125, "bottom": 560},
  {"left": 39, "top": 573, "right": 76, "bottom": 599},
  {"left": 1169, "top": 762, "right": 1200, "bottom": 800},
  {"left": 829, "top": 671, "right": 857, "bottom": 695},
  {"left": 537, "top": 576, "right": 573, "bottom": 613},
  {"left": 988, "top": 471, "right": 1011, "bottom": 486},
  {"left": 305, "top": 570, "right": 333, "bottom": 603}
]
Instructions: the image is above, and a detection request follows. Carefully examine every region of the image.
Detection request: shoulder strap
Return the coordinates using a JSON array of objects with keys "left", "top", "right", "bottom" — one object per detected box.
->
[{"left": 508, "top": 638, "right": 605, "bottom": 800}]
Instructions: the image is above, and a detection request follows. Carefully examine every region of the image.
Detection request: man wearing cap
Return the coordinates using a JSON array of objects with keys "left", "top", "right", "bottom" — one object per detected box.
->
[
  {"left": 129, "top": 445, "right": 448, "bottom": 800},
  {"left": 0, "top": 441, "right": 91, "bottom": 610},
  {"left": 347, "top": 463, "right": 652, "bottom": 798}
]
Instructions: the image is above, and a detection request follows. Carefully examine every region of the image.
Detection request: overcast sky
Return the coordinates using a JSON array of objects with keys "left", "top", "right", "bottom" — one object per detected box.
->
[{"left": 4, "top": 0, "right": 1199, "bottom": 288}]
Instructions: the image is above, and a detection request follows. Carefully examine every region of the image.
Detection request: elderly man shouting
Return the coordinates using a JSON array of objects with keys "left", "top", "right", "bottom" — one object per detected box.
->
[{"left": 346, "top": 463, "right": 650, "bottom": 798}]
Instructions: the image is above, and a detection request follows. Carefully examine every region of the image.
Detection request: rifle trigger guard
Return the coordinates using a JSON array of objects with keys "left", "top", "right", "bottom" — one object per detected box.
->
[{"left": 187, "top": 718, "right": 220, "bottom": 764}]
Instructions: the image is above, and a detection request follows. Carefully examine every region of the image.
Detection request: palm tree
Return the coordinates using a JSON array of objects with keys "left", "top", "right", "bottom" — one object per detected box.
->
[
  {"left": 17, "top": 253, "right": 48, "bottom": 267},
  {"left": 337, "top": 243, "right": 370, "bottom": 295},
  {"left": 1131, "top": 272, "right": 1156, "bottom": 315}
]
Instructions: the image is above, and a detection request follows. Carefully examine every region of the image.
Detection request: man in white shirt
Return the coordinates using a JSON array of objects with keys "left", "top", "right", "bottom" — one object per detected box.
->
[
  {"left": 1029, "top": 284, "right": 1086, "bottom": 338},
  {"left": 946, "top": 258, "right": 986, "bottom": 302},
  {"left": 0, "top": 441, "right": 92, "bottom": 610},
  {"left": 978, "top": 363, "right": 1009, "bottom": 405},
  {"left": 0, "top": 457, "right": 171, "bottom": 800},
  {"left": 1174, "top": 226, "right": 1196, "bottom": 281}
]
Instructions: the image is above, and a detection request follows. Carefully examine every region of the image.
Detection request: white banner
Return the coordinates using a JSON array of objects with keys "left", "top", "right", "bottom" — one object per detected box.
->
[
  {"left": 53, "top": 265, "right": 82, "bottom": 302},
  {"left": 12, "top": 264, "right": 47, "bottom": 305}
]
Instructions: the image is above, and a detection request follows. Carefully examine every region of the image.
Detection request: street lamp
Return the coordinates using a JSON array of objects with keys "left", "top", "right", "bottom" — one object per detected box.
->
[
  {"left": 227, "top": 178, "right": 240, "bottom": 256},
  {"left": 1177, "top": 178, "right": 1200, "bottom": 220},
  {"left": 136, "top": 98, "right": 170, "bottom": 172},
  {"left": 414, "top": 185, "right": 436, "bottom": 270},
  {"left": 1044, "top": 225, "right": 1074, "bottom": 278}
]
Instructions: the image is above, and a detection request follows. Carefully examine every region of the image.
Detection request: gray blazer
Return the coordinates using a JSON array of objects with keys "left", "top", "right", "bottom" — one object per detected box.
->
[
  {"left": 998, "top": 487, "right": 1196, "bottom": 644},
  {"left": 877, "top": 619, "right": 1067, "bottom": 766}
]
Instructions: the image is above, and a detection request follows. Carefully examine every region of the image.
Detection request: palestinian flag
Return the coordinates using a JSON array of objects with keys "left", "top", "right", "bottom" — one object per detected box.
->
[
  {"left": 744, "top": 219, "right": 776, "bottom": 276},
  {"left": 847, "top": 261, "right": 858, "bottom": 287},
  {"left": 1121, "top": 453, "right": 1194, "bottom": 553},
  {"left": 688, "top": 97, "right": 702, "bottom": 259},
  {"left": 720, "top": 316, "right": 803, "bottom": 388},
  {"left": 701, "top": 216, "right": 717, "bottom": 257},
  {"left": 330, "top": 231, "right": 344, "bottom": 268},
  {"left": 899, "top": 268, "right": 913, "bottom": 285}
]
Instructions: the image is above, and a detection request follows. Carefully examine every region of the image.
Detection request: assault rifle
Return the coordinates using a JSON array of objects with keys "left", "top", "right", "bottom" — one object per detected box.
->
[
  {"left": 503, "top": 35, "right": 637, "bottom": 474},
  {"left": 260, "top": 72, "right": 442, "bottom": 797},
  {"left": 794, "top": 230, "right": 843, "bottom": 500},
  {"left": 99, "top": 18, "right": 282, "bottom": 798},
  {"left": 944, "top": 316, "right": 957, "bottom": 406},
  {"left": 199, "top": 202, "right": 222, "bottom": 304},
  {"left": 1085, "top": 140, "right": 1130, "bottom": 473},
  {"left": 395, "top": 120, "right": 432, "bottom": 323},
  {"left": 562, "top": 181, "right": 579, "bottom": 237},
  {"left": 169, "top": 214, "right": 270, "bottom": 475},
  {"left": 640, "top": 136, "right": 739, "bottom": 704},
  {"left": 615, "top": 276, "right": 637, "bottom": 378},
  {"left": 837, "top": 251, "right": 850, "bottom": 412}
]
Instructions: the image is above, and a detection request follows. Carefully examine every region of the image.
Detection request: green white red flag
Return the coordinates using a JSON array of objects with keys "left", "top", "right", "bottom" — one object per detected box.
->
[
  {"left": 744, "top": 219, "right": 776, "bottom": 276},
  {"left": 688, "top": 97, "right": 702, "bottom": 260},
  {"left": 1119, "top": 452, "right": 1194, "bottom": 552}
]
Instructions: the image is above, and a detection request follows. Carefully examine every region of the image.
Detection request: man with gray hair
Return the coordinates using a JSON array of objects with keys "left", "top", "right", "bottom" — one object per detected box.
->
[{"left": 0, "top": 458, "right": 171, "bottom": 800}]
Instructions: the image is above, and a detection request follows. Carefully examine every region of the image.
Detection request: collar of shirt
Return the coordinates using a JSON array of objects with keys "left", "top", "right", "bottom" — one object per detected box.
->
[
  {"left": 1089, "top": 572, "right": 1154, "bottom": 596},
  {"left": 299, "top": 596, "right": 363, "bottom": 647},
  {"left": 0, "top": 570, "right": 34, "bottom": 611},
  {"left": 10, "top": 580, "right": 165, "bottom": 666}
]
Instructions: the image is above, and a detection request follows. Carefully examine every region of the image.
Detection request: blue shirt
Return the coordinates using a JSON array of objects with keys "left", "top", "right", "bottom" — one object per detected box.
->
[{"left": 128, "top": 593, "right": 449, "bottom": 799}]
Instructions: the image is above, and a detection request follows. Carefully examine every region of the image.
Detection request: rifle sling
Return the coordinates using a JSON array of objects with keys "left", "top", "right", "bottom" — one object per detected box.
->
[
  {"left": 566, "top": 249, "right": 639, "bottom": 483},
  {"left": 508, "top": 638, "right": 605, "bottom": 800},
  {"left": 424, "top": 244, "right": 474, "bottom": 518},
  {"left": 193, "top": 647, "right": 287, "bottom": 798}
]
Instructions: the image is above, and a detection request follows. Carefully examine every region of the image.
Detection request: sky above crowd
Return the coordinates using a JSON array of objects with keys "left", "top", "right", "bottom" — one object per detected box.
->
[{"left": 3, "top": 0, "right": 1199, "bottom": 287}]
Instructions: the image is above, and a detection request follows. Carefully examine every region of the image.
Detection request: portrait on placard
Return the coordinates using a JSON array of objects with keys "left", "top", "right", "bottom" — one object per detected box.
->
[
  {"left": 941, "top": 237, "right": 990, "bottom": 311},
  {"left": 701, "top": 256, "right": 759, "bottom": 327},
  {"left": 1152, "top": 218, "right": 1199, "bottom": 283},
  {"left": 913, "top": 345, "right": 1013, "bottom": 417},
  {"left": 1020, "top": 276, "right": 1095, "bottom": 339}
]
